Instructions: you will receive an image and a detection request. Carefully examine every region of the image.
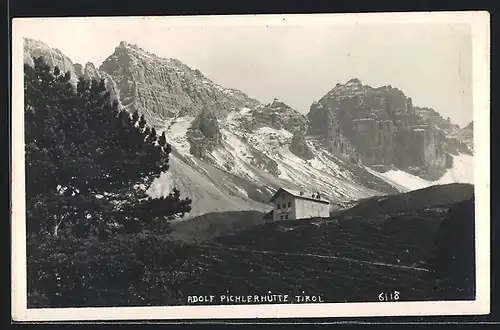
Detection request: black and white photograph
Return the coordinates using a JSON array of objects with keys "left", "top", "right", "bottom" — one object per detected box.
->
[{"left": 11, "top": 12, "right": 490, "bottom": 321}]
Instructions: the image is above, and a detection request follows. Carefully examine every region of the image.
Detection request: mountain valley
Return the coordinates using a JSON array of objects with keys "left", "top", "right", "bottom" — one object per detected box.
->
[{"left": 23, "top": 38, "right": 475, "bottom": 218}]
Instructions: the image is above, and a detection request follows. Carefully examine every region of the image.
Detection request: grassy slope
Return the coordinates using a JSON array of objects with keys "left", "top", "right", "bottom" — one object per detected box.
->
[
  {"left": 169, "top": 210, "right": 266, "bottom": 244},
  {"left": 338, "top": 183, "right": 474, "bottom": 217},
  {"left": 169, "top": 183, "right": 474, "bottom": 305}
]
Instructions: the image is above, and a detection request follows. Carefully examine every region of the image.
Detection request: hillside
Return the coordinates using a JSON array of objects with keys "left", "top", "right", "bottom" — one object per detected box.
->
[
  {"left": 169, "top": 210, "right": 266, "bottom": 244},
  {"left": 167, "top": 183, "right": 473, "bottom": 246},
  {"left": 26, "top": 181, "right": 476, "bottom": 307},
  {"left": 164, "top": 189, "right": 475, "bottom": 305},
  {"left": 338, "top": 183, "right": 474, "bottom": 218},
  {"left": 23, "top": 38, "right": 474, "bottom": 218}
]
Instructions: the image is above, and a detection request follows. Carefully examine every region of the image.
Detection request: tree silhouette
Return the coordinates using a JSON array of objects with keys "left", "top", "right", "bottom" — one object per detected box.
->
[{"left": 24, "top": 57, "right": 191, "bottom": 239}]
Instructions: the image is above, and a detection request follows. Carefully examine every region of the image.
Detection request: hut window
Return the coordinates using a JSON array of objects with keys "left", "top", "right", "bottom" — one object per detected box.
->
[
  {"left": 277, "top": 204, "right": 281, "bottom": 209},
  {"left": 288, "top": 201, "right": 291, "bottom": 208}
]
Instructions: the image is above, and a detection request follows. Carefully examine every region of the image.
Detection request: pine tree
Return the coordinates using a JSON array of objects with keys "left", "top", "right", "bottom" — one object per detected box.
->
[{"left": 24, "top": 57, "right": 191, "bottom": 238}]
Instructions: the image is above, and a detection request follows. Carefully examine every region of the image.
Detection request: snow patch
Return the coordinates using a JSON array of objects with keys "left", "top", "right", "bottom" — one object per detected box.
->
[
  {"left": 240, "top": 107, "right": 252, "bottom": 115},
  {"left": 257, "top": 126, "right": 293, "bottom": 137},
  {"left": 235, "top": 186, "right": 249, "bottom": 197},
  {"left": 211, "top": 149, "right": 229, "bottom": 168},
  {"left": 215, "top": 132, "right": 259, "bottom": 180},
  {"left": 276, "top": 163, "right": 293, "bottom": 181},
  {"left": 162, "top": 116, "right": 195, "bottom": 153},
  {"left": 368, "top": 153, "right": 474, "bottom": 191},
  {"left": 435, "top": 153, "right": 474, "bottom": 185},
  {"left": 376, "top": 169, "right": 432, "bottom": 191}
]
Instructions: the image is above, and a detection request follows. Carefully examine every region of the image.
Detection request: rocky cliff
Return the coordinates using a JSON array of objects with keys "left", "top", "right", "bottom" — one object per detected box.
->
[
  {"left": 186, "top": 109, "right": 222, "bottom": 159},
  {"left": 24, "top": 38, "right": 120, "bottom": 104},
  {"left": 82, "top": 62, "right": 120, "bottom": 103},
  {"left": 306, "top": 78, "right": 469, "bottom": 181},
  {"left": 289, "top": 130, "right": 315, "bottom": 161},
  {"left": 414, "top": 106, "right": 460, "bottom": 134},
  {"left": 249, "top": 98, "right": 308, "bottom": 133},
  {"left": 98, "top": 41, "right": 261, "bottom": 124},
  {"left": 23, "top": 38, "right": 81, "bottom": 86}
]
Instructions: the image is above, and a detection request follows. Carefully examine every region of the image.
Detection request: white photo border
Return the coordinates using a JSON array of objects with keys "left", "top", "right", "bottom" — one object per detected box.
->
[{"left": 11, "top": 11, "right": 491, "bottom": 321}]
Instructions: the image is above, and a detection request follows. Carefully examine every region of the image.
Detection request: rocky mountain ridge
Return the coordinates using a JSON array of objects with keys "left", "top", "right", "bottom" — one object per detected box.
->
[
  {"left": 23, "top": 38, "right": 80, "bottom": 86},
  {"left": 98, "top": 41, "right": 261, "bottom": 124},
  {"left": 23, "top": 38, "right": 474, "bottom": 218},
  {"left": 306, "top": 78, "right": 472, "bottom": 180}
]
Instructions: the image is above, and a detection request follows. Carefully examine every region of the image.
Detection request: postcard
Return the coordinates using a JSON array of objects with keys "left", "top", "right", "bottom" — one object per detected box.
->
[{"left": 11, "top": 11, "right": 490, "bottom": 321}]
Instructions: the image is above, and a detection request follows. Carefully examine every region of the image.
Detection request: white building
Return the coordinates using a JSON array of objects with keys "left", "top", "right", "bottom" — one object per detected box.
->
[{"left": 269, "top": 188, "right": 330, "bottom": 222}]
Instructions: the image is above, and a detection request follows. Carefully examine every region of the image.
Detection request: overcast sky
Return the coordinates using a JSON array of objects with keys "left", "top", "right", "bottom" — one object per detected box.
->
[{"left": 16, "top": 15, "right": 474, "bottom": 127}]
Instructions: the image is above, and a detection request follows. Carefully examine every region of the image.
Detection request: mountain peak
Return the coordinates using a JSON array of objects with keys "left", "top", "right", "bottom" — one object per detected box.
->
[
  {"left": 24, "top": 37, "right": 49, "bottom": 48},
  {"left": 84, "top": 62, "right": 97, "bottom": 69},
  {"left": 346, "top": 78, "right": 362, "bottom": 85},
  {"left": 23, "top": 37, "right": 79, "bottom": 85},
  {"left": 267, "top": 98, "right": 296, "bottom": 111},
  {"left": 326, "top": 78, "right": 365, "bottom": 98},
  {"left": 118, "top": 41, "right": 141, "bottom": 50},
  {"left": 114, "top": 41, "right": 155, "bottom": 59},
  {"left": 97, "top": 39, "right": 262, "bottom": 121},
  {"left": 24, "top": 38, "right": 69, "bottom": 60},
  {"left": 83, "top": 62, "right": 100, "bottom": 79},
  {"left": 111, "top": 41, "right": 186, "bottom": 68}
]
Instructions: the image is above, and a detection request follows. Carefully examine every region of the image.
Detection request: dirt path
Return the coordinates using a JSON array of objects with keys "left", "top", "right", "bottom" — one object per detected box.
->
[{"left": 199, "top": 244, "right": 430, "bottom": 272}]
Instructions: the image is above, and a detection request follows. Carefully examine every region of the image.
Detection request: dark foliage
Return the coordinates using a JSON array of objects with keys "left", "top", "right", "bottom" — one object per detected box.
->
[
  {"left": 25, "top": 57, "right": 193, "bottom": 307},
  {"left": 23, "top": 57, "right": 476, "bottom": 307},
  {"left": 427, "top": 198, "right": 476, "bottom": 300},
  {"left": 180, "top": 213, "right": 442, "bottom": 303},
  {"left": 176, "top": 200, "right": 475, "bottom": 305},
  {"left": 24, "top": 57, "right": 191, "bottom": 238},
  {"left": 27, "top": 234, "right": 200, "bottom": 307}
]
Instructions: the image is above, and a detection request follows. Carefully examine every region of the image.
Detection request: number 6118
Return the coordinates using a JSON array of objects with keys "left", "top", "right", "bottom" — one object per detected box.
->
[{"left": 378, "top": 291, "right": 400, "bottom": 302}]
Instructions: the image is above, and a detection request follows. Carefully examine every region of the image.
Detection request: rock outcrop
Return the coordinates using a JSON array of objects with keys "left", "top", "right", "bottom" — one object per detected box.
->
[
  {"left": 82, "top": 62, "right": 120, "bottom": 103},
  {"left": 247, "top": 146, "right": 281, "bottom": 177},
  {"left": 253, "top": 98, "right": 307, "bottom": 132},
  {"left": 306, "top": 100, "right": 360, "bottom": 164},
  {"left": 289, "top": 130, "right": 315, "bottom": 161},
  {"left": 24, "top": 38, "right": 81, "bottom": 85},
  {"left": 449, "top": 121, "right": 474, "bottom": 153},
  {"left": 414, "top": 106, "right": 460, "bottom": 134},
  {"left": 186, "top": 109, "right": 222, "bottom": 158},
  {"left": 74, "top": 63, "right": 84, "bottom": 77},
  {"left": 24, "top": 38, "right": 120, "bottom": 104},
  {"left": 235, "top": 98, "right": 308, "bottom": 135},
  {"left": 306, "top": 78, "right": 466, "bottom": 180}
]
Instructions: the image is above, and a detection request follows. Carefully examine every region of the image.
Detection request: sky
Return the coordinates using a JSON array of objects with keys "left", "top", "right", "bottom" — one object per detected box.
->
[{"left": 15, "top": 14, "right": 475, "bottom": 127}]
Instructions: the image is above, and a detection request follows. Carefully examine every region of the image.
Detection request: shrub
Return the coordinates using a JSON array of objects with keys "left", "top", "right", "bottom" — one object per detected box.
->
[{"left": 27, "top": 233, "right": 200, "bottom": 307}]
